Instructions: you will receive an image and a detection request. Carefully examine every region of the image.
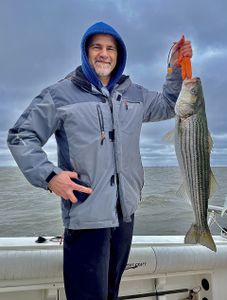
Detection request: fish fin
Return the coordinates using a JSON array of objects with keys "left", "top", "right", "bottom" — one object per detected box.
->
[
  {"left": 184, "top": 224, "right": 198, "bottom": 244},
  {"left": 209, "top": 170, "right": 218, "bottom": 198},
  {"left": 185, "top": 224, "right": 217, "bottom": 252},
  {"left": 208, "top": 132, "right": 213, "bottom": 153},
  {"left": 176, "top": 183, "right": 191, "bottom": 204},
  {"left": 162, "top": 129, "right": 175, "bottom": 143},
  {"left": 199, "top": 229, "right": 217, "bottom": 252},
  {"left": 221, "top": 195, "right": 227, "bottom": 217}
]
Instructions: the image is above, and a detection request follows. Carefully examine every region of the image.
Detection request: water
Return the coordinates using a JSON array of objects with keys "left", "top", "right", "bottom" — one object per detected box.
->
[{"left": 0, "top": 167, "right": 227, "bottom": 237}]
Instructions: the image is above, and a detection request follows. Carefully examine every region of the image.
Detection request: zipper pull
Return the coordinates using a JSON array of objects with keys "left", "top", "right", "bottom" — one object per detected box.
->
[
  {"left": 124, "top": 100, "right": 128, "bottom": 110},
  {"left": 96, "top": 104, "right": 106, "bottom": 145},
  {"left": 100, "top": 131, "right": 106, "bottom": 145}
]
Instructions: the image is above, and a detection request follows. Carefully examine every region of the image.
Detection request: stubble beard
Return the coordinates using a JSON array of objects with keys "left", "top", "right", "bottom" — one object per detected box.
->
[{"left": 94, "top": 62, "right": 113, "bottom": 78}]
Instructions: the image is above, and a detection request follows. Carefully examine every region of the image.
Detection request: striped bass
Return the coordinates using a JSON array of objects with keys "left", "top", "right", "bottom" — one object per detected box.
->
[{"left": 174, "top": 77, "right": 217, "bottom": 252}]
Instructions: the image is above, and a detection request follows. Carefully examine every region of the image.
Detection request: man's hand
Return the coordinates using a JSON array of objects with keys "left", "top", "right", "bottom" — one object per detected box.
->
[
  {"left": 48, "top": 171, "right": 93, "bottom": 203},
  {"left": 170, "top": 36, "right": 193, "bottom": 67}
]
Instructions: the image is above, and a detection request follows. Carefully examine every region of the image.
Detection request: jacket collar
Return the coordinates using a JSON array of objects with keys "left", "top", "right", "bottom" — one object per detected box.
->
[{"left": 69, "top": 66, "right": 130, "bottom": 95}]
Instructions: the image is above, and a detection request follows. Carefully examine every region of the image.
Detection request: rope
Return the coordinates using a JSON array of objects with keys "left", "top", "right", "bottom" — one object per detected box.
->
[{"left": 209, "top": 212, "right": 227, "bottom": 235}]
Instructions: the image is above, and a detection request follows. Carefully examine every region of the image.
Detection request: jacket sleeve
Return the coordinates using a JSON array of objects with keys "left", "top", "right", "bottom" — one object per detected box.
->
[
  {"left": 7, "top": 88, "right": 62, "bottom": 189},
  {"left": 142, "top": 67, "right": 182, "bottom": 122}
]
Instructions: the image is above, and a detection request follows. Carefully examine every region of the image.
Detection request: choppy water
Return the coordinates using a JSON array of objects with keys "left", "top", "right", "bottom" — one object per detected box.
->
[{"left": 0, "top": 167, "right": 227, "bottom": 237}]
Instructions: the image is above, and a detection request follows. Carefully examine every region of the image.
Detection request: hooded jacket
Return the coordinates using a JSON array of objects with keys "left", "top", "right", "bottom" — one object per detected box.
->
[{"left": 7, "top": 22, "right": 182, "bottom": 229}]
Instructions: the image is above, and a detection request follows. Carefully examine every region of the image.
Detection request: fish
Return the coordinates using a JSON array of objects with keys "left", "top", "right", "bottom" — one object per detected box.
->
[{"left": 172, "top": 77, "right": 217, "bottom": 252}]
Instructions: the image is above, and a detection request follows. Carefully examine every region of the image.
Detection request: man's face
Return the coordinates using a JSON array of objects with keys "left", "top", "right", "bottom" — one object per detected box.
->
[{"left": 88, "top": 34, "right": 118, "bottom": 81}]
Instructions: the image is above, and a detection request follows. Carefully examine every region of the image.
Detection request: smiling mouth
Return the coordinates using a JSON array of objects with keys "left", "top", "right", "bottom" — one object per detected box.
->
[{"left": 95, "top": 61, "right": 111, "bottom": 65}]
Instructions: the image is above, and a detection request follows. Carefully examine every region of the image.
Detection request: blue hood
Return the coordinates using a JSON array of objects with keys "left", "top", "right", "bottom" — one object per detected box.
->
[{"left": 81, "top": 22, "right": 127, "bottom": 91}]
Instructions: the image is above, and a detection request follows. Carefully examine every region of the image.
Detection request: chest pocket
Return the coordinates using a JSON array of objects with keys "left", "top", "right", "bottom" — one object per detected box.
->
[
  {"left": 119, "top": 99, "right": 143, "bottom": 134},
  {"left": 58, "top": 101, "right": 112, "bottom": 144}
]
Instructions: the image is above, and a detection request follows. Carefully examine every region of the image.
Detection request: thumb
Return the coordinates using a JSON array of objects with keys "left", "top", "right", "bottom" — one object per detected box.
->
[
  {"left": 174, "top": 35, "right": 185, "bottom": 50},
  {"left": 65, "top": 171, "right": 78, "bottom": 179}
]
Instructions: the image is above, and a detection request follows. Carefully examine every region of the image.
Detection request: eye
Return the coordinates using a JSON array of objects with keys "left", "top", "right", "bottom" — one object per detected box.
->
[
  {"left": 90, "top": 44, "right": 102, "bottom": 50},
  {"left": 107, "top": 46, "right": 117, "bottom": 52},
  {"left": 190, "top": 87, "right": 198, "bottom": 95}
]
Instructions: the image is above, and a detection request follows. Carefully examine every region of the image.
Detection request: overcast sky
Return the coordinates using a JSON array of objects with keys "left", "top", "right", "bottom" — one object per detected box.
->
[{"left": 1, "top": 0, "right": 227, "bottom": 167}]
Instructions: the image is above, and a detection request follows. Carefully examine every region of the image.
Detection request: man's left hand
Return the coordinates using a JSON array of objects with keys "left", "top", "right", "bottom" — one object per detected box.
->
[{"left": 170, "top": 36, "right": 193, "bottom": 67}]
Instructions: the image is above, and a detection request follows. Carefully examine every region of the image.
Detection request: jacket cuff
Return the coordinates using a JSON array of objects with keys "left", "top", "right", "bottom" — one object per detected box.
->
[
  {"left": 46, "top": 171, "right": 57, "bottom": 183},
  {"left": 167, "top": 66, "right": 182, "bottom": 80},
  {"left": 45, "top": 166, "right": 62, "bottom": 191}
]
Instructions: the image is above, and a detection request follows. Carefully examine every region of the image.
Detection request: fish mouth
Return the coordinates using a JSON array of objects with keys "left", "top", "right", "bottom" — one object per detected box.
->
[
  {"left": 183, "top": 77, "right": 201, "bottom": 96},
  {"left": 184, "top": 77, "right": 201, "bottom": 85}
]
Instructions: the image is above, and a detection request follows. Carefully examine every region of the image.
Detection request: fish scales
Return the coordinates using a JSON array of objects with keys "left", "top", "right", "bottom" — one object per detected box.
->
[
  {"left": 179, "top": 118, "right": 209, "bottom": 223},
  {"left": 174, "top": 77, "right": 216, "bottom": 252}
]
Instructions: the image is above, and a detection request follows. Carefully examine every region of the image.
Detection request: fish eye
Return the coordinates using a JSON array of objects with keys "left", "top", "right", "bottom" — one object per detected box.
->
[{"left": 190, "top": 87, "right": 198, "bottom": 96}]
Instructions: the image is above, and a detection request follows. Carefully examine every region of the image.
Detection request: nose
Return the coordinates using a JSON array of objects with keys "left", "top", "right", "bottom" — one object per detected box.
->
[{"left": 99, "top": 47, "right": 108, "bottom": 58}]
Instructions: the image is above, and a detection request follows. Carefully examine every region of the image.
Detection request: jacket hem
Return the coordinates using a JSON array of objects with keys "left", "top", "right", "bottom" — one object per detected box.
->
[{"left": 67, "top": 219, "right": 119, "bottom": 229}]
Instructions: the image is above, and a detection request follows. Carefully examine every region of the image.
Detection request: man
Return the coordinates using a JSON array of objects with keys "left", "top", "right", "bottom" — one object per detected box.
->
[{"left": 7, "top": 22, "right": 192, "bottom": 299}]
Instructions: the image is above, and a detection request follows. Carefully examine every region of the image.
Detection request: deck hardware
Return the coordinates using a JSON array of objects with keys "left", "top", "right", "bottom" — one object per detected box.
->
[
  {"left": 118, "top": 285, "right": 201, "bottom": 300},
  {"left": 118, "top": 288, "right": 190, "bottom": 299},
  {"left": 35, "top": 236, "right": 47, "bottom": 243},
  {"left": 181, "top": 286, "right": 201, "bottom": 299},
  {"left": 201, "top": 278, "right": 209, "bottom": 291},
  {"left": 208, "top": 205, "right": 227, "bottom": 238}
]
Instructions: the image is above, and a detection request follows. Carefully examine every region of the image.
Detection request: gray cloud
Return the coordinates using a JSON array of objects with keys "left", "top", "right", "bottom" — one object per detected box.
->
[{"left": 1, "top": 0, "right": 227, "bottom": 166}]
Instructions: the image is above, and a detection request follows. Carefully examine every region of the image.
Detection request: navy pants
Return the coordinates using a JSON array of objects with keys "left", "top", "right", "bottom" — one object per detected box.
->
[{"left": 63, "top": 212, "right": 134, "bottom": 300}]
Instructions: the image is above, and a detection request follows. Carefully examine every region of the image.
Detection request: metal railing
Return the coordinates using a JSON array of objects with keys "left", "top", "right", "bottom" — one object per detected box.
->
[{"left": 118, "top": 286, "right": 200, "bottom": 299}]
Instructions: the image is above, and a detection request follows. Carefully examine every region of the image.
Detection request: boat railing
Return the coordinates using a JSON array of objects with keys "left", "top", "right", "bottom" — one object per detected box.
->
[{"left": 208, "top": 204, "right": 227, "bottom": 239}]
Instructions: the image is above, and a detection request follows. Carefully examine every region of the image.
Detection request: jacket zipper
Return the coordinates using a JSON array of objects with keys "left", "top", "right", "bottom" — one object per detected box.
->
[
  {"left": 124, "top": 100, "right": 140, "bottom": 110},
  {"left": 96, "top": 104, "right": 105, "bottom": 145},
  {"left": 124, "top": 100, "right": 128, "bottom": 110},
  {"left": 108, "top": 93, "right": 128, "bottom": 220}
]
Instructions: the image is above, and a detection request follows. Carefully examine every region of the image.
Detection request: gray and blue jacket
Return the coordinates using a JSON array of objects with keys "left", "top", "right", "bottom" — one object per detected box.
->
[{"left": 7, "top": 22, "right": 182, "bottom": 229}]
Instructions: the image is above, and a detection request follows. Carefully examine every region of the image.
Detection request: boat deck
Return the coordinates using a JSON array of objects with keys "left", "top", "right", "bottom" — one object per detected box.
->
[{"left": 1, "top": 235, "right": 227, "bottom": 299}]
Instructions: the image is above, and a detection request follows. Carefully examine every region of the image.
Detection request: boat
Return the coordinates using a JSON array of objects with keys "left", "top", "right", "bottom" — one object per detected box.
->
[{"left": 0, "top": 205, "right": 227, "bottom": 300}]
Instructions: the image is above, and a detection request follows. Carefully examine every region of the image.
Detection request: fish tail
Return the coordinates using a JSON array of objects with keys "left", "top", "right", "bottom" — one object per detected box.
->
[
  {"left": 199, "top": 228, "right": 217, "bottom": 252},
  {"left": 185, "top": 224, "right": 217, "bottom": 252},
  {"left": 184, "top": 224, "right": 198, "bottom": 244}
]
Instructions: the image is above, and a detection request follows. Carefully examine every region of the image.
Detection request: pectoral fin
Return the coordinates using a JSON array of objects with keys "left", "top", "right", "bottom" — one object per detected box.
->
[
  {"left": 176, "top": 183, "right": 191, "bottom": 205},
  {"left": 208, "top": 132, "right": 213, "bottom": 153}
]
